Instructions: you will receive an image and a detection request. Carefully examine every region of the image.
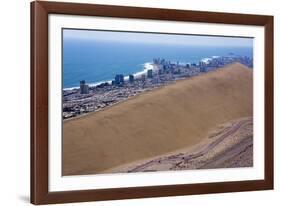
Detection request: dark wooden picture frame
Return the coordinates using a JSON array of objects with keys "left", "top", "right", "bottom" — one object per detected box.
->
[{"left": 31, "top": 1, "right": 274, "bottom": 204}]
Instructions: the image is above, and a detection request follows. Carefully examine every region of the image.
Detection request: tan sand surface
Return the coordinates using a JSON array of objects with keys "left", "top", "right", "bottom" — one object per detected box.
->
[
  {"left": 63, "top": 63, "right": 253, "bottom": 175},
  {"left": 109, "top": 117, "right": 253, "bottom": 173}
]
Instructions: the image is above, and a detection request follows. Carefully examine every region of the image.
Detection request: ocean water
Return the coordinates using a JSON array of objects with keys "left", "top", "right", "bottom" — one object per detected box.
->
[{"left": 63, "top": 39, "right": 253, "bottom": 89}]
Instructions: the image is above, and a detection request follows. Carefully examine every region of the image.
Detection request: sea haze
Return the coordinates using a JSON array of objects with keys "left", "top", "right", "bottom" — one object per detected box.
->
[{"left": 63, "top": 38, "right": 253, "bottom": 89}]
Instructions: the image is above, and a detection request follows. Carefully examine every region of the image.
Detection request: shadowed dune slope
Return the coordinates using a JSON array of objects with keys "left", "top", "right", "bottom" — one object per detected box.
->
[{"left": 63, "top": 63, "right": 253, "bottom": 175}]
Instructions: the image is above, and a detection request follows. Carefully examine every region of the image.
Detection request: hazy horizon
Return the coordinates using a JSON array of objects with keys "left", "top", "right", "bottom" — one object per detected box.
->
[{"left": 63, "top": 29, "right": 253, "bottom": 48}]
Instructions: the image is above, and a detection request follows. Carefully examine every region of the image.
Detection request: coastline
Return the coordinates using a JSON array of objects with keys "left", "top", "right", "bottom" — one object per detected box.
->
[
  {"left": 63, "top": 64, "right": 229, "bottom": 122},
  {"left": 63, "top": 62, "right": 156, "bottom": 91},
  {"left": 63, "top": 55, "right": 253, "bottom": 120}
]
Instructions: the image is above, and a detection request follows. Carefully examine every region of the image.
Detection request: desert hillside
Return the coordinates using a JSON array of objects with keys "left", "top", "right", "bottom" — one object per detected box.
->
[
  {"left": 63, "top": 63, "right": 253, "bottom": 175},
  {"left": 108, "top": 117, "right": 253, "bottom": 173}
]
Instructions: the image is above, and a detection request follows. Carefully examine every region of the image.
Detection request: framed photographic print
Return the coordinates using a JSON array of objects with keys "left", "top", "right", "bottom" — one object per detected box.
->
[{"left": 30, "top": 1, "right": 274, "bottom": 204}]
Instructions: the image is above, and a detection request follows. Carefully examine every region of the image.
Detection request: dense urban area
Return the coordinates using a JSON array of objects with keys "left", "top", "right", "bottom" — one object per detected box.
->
[{"left": 63, "top": 54, "right": 253, "bottom": 119}]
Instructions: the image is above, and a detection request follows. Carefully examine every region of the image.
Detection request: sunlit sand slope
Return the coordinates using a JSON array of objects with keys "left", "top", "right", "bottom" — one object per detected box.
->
[{"left": 63, "top": 63, "right": 253, "bottom": 175}]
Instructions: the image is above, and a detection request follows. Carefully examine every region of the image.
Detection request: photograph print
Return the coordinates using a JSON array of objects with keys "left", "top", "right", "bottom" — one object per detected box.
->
[{"left": 62, "top": 29, "right": 253, "bottom": 176}]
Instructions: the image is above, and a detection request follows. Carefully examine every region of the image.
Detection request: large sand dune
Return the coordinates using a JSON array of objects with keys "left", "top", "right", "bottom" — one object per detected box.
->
[
  {"left": 63, "top": 63, "right": 253, "bottom": 175},
  {"left": 109, "top": 117, "right": 253, "bottom": 173}
]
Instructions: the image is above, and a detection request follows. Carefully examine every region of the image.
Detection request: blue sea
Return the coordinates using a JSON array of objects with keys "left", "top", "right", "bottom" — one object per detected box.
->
[{"left": 63, "top": 39, "right": 253, "bottom": 89}]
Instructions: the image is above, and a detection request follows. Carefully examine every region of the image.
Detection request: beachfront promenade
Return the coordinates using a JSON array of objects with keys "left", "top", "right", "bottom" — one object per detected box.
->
[{"left": 63, "top": 55, "right": 253, "bottom": 119}]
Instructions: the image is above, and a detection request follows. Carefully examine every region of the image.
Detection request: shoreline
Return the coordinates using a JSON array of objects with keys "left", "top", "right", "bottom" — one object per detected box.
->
[
  {"left": 63, "top": 54, "right": 252, "bottom": 91},
  {"left": 63, "top": 62, "right": 156, "bottom": 91},
  {"left": 63, "top": 55, "right": 253, "bottom": 120},
  {"left": 63, "top": 66, "right": 223, "bottom": 122}
]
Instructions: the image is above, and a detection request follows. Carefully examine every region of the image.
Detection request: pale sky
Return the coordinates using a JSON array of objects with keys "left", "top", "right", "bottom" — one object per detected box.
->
[{"left": 63, "top": 29, "right": 253, "bottom": 47}]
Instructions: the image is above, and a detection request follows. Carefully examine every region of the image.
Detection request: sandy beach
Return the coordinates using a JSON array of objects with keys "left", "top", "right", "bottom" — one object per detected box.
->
[{"left": 63, "top": 63, "right": 253, "bottom": 176}]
